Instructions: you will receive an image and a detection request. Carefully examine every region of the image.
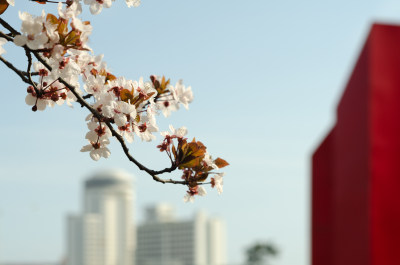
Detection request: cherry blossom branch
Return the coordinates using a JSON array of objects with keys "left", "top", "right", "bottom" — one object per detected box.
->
[
  {"left": 1, "top": 16, "right": 189, "bottom": 185},
  {"left": 30, "top": 49, "right": 187, "bottom": 185},
  {"left": 0, "top": 1, "right": 228, "bottom": 202}
]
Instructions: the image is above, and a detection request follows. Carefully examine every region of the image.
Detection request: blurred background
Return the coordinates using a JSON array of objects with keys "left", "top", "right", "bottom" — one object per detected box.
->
[{"left": 1, "top": 0, "right": 400, "bottom": 264}]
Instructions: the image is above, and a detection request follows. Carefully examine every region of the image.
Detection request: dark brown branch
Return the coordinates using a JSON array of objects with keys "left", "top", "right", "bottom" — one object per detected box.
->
[
  {"left": 26, "top": 71, "right": 40, "bottom": 76},
  {"left": 30, "top": 0, "right": 66, "bottom": 4},
  {"left": 24, "top": 48, "right": 42, "bottom": 96},
  {"left": 0, "top": 31, "right": 13, "bottom": 42},
  {"left": 0, "top": 18, "right": 19, "bottom": 36},
  {"left": 0, "top": 56, "right": 32, "bottom": 85},
  {"left": 83, "top": 94, "right": 93, "bottom": 99}
]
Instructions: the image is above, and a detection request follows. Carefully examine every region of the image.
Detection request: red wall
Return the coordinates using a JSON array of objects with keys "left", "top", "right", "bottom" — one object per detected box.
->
[{"left": 312, "top": 24, "right": 400, "bottom": 265}]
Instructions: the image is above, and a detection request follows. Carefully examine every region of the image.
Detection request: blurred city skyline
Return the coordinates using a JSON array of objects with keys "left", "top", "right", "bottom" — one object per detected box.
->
[{"left": 2, "top": 1, "right": 400, "bottom": 265}]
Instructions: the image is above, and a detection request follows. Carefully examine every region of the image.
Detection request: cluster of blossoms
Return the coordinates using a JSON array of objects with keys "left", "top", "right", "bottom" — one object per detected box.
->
[
  {"left": 0, "top": 0, "right": 228, "bottom": 202},
  {"left": 158, "top": 125, "right": 228, "bottom": 202},
  {"left": 83, "top": 0, "right": 141, "bottom": 14}
]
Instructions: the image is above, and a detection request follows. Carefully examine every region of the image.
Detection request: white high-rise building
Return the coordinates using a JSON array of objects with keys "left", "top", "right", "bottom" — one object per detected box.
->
[
  {"left": 136, "top": 204, "right": 226, "bottom": 265},
  {"left": 66, "top": 170, "right": 135, "bottom": 265}
]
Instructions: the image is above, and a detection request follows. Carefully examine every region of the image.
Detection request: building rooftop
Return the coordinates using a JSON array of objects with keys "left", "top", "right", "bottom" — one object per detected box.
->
[{"left": 85, "top": 169, "right": 133, "bottom": 189}]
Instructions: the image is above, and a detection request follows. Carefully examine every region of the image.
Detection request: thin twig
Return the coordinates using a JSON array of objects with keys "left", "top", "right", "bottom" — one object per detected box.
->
[
  {"left": 0, "top": 56, "right": 32, "bottom": 85},
  {"left": 0, "top": 31, "right": 13, "bottom": 42},
  {"left": 25, "top": 71, "right": 40, "bottom": 76},
  {"left": 25, "top": 48, "right": 42, "bottom": 96},
  {"left": 0, "top": 18, "right": 19, "bottom": 36},
  {"left": 83, "top": 94, "right": 93, "bottom": 99}
]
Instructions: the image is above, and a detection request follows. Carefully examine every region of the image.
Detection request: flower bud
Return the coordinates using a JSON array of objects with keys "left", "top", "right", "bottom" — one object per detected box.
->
[{"left": 51, "top": 93, "right": 59, "bottom": 102}]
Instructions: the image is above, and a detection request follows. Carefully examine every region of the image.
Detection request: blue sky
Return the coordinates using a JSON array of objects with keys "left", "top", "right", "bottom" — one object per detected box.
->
[{"left": 1, "top": 1, "right": 400, "bottom": 264}]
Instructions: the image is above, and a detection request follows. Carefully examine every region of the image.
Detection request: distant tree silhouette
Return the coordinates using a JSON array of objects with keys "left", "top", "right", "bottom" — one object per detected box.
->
[{"left": 246, "top": 242, "right": 278, "bottom": 265}]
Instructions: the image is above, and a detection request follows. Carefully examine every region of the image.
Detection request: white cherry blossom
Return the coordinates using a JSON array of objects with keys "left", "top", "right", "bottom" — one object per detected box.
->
[
  {"left": 84, "top": 74, "right": 107, "bottom": 97},
  {"left": 58, "top": 1, "right": 82, "bottom": 19},
  {"left": 156, "top": 95, "right": 179, "bottom": 117},
  {"left": 14, "top": 11, "right": 48, "bottom": 50},
  {"left": 25, "top": 93, "right": 50, "bottom": 111},
  {"left": 133, "top": 77, "right": 157, "bottom": 106},
  {"left": 203, "top": 152, "right": 218, "bottom": 170},
  {"left": 183, "top": 193, "right": 195, "bottom": 203},
  {"left": 134, "top": 119, "right": 158, "bottom": 142},
  {"left": 83, "top": 0, "right": 113, "bottom": 15},
  {"left": 71, "top": 17, "right": 92, "bottom": 48},
  {"left": 43, "top": 18, "right": 59, "bottom": 46},
  {"left": 198, "top": 186, "right": 207, "bottom": 196},
  {"left": 183, "top": 186, "right": 207, "bottom": 203},
  {"left": 105, "top": 101, "right": 137, "bottom": 127},
  {"left": 80, "top": 138, "right": 111, "bottom": 161},
  {"left": 49, "top": 57, "right": 81, "bottom": 81},
  {"left": 125, "top": 0, "right": 141, "bottom": 8},
  {"left": 211, "top": 173, "right": 224, "bottom": 195},
  {"left": 85, "top": 123, "right": 112, "bottom": 142},
  {"left": 118, "top": 124, "right": 134, "bottom": 143},
  {"left": 171, "top": 80, "right": 193, "bottom": 110},
  {"left": 161, "top": 125, "right": 187, "bottom": 138},
  {"left": 0, "top": 38, "right": 7, "bottom": 55}
]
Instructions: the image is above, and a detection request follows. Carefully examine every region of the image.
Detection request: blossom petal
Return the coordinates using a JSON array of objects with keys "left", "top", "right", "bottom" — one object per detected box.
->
[
  {"left": 13, "top": 35, "right": 27, "bottom": 47},
  {"left": 80, "top": 145, "right": 93, "bottom": 152},
  {"left": 90, "top": 150, "right": 101, "bottom": 161}
]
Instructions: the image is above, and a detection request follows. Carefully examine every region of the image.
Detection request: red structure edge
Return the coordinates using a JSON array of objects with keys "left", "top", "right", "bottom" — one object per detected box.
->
[{"left": 312, "top": 23, "right": 400, "bottom": 265}]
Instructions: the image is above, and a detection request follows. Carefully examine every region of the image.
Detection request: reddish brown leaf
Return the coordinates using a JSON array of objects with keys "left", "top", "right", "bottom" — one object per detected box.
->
[
  {"left": 90, "top": 68, "right": 98, "bottom": 76},
  {"left": 0, "top": 0, "right": 9, "bottom": 15},
  {"left": 65, "top": 30, "right": 79, "bottom": 45},
  {"left": 135, "top": 114, "right": 140, "bottom": 123},
  {"left": 195, "top": 172, "right": 209, "bottom": 182},
  {"left": 171, "top": 145, "right": 177, "bottom": 160},
  {"left": 46, "top": 14, "right": 59, "bottom": 26},
  {"left": 179, "top": 157, "right": 202, "bottom": 169},
  {"left": 157, "top": 76, "right": 170, "bottom": 94},
  {"left": 105, "top": 73, "right": 117, "bottom": 83},
  {"left": 214, "top": 157, "right": 229, "bottom": 169},
  {"left": 144, "top": 92, "right": 155, "bottom": 101},
  {"left": 120, "top": 89, "right": 134, "bottom": 103},
  {"left": 58, "top": 20, "right": 68, "bottom": 36}
]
